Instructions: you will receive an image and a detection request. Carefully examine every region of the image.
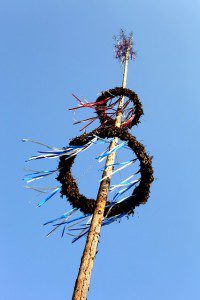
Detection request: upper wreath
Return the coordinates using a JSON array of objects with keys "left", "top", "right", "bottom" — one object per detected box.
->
[{"left": 95, "top": 87, "right": 144, "bottom": 129}]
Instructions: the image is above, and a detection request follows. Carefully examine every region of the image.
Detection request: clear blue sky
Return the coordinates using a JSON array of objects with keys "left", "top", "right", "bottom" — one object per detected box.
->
[{"left": 1, "top": 1, "right": 200, "bottom": 299}]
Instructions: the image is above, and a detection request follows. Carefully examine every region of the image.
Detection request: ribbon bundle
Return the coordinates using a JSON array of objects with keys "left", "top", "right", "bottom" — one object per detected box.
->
[
  {"left": 114, "top": 29, "right": 136, "bottom": 63},
  {"left": 69, "top": 92, "right": 136, "bottom": 132}
]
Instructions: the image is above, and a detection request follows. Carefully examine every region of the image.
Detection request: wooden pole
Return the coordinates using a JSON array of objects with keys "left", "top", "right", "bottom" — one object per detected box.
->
[{"left": 72, "top": 51, "right": 130, "bottom": 300}]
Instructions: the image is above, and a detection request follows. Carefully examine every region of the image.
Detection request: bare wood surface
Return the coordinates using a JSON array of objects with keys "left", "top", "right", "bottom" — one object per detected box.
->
[{"left": 72, "top": 53, "right": 129, "bottom": 300}]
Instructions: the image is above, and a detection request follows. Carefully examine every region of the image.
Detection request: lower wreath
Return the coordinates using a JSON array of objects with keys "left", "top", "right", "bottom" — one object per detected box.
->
[{"left": 57, "top": 126, "right": 154, "bottom": 219}]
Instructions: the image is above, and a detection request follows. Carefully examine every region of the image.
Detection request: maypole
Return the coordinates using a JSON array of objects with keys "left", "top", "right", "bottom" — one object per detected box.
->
[
  {"left": 23, "top": 29, "right": 154, "bottom": 300},
  {"left": 72, "top": 32, "right": 131, "bottom": 300}
]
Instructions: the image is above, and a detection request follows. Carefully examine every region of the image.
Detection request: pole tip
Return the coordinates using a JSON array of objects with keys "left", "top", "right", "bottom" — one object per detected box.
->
[{"left": 114, "top": 29, "right": 135, "bottom": 64}]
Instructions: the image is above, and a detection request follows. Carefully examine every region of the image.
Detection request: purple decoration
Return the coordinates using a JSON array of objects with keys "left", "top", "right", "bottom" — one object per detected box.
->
[{"left": 114, "top": 29, "right": 135, "bottom": 63}]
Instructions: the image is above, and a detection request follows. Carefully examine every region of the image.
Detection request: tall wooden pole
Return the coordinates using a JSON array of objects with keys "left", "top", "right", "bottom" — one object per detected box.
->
[{"left": 72, "top": 51, "right": 130, "bottom": 300}]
